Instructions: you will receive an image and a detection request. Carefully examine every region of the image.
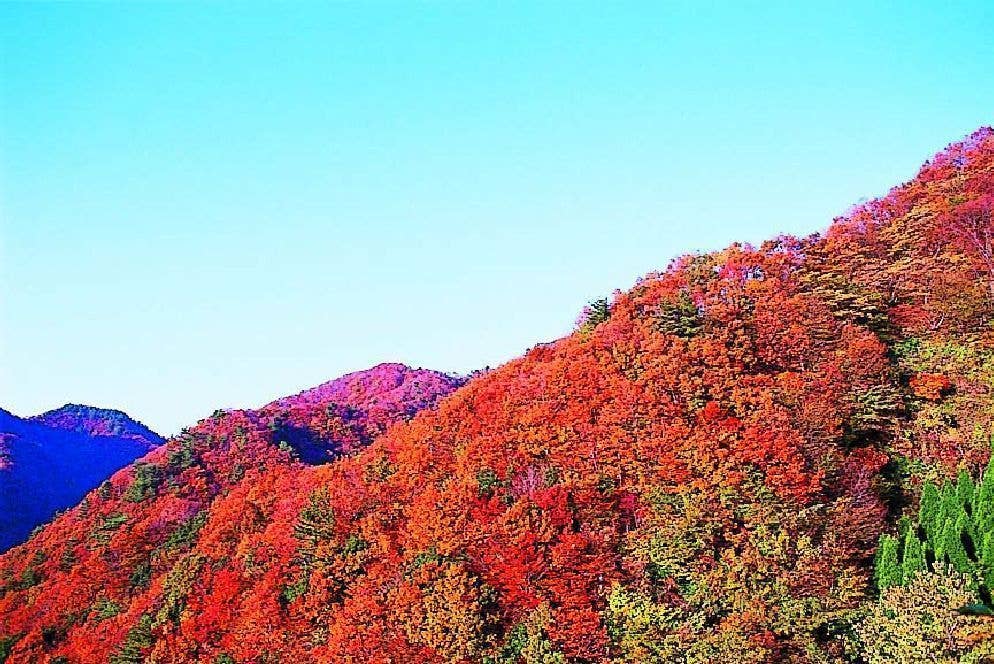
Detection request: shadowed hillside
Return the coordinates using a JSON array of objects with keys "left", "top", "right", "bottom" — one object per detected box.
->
[{"left": 0, "top": 406, "right": 162, "bottom": 552}]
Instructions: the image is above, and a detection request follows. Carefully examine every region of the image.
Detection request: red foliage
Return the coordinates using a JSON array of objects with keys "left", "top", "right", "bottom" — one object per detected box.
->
[
  {"left": 0, "top": 128, "right": 993, "bottom": 662},
  {"left": 910, "top": 373, "right": 953, "bottom": 401}
]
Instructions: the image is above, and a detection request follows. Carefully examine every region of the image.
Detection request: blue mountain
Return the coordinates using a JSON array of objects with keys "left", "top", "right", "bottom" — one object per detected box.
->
[{"left": 0, "top": 405, "right": 163, "bottom": 551}]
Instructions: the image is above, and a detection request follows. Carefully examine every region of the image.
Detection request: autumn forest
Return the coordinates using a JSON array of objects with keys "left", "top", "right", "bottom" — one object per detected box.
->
[{"left": 3, "top": 128, "right": 994, "bottom": 662}]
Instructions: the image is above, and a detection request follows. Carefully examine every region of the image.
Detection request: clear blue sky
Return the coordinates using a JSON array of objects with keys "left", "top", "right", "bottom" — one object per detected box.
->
[{"left": 2, "top": 1, "right": 993, "bottom": 435}]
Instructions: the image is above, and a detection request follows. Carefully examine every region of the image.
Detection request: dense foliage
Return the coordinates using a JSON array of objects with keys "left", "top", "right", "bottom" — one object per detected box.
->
[{"left": 2, "top": 128, "right": 994, "bottom": 662}]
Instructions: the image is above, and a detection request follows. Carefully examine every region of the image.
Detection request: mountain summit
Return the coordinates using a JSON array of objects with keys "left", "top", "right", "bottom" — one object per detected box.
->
[
  {"left": 2, "top": 129, "right": 994, "bottom": 662},
  {"left": 31, "top": 404, "right": 164, "bottom": 446}
]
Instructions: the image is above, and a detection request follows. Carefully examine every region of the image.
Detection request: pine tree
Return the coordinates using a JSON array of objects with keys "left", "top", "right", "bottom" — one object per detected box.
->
[
  {"left": 901, "top": 527, "right": 925, "bottom": 583},
  {"left": 957, "top": 468, "right": 976, "bottom": 510},
  {"left": 874, "top": 535, "right": 902, "bottom": 590},
  {"left": 919, "top": 482, "right": 942, "bottom": 548},
  {"left": 980, "top": 532, "right": 994, "bottom": 589},
  {"left": 944, "top": 515, "right": 973, "bottom": 575},
  {"left": 293, "top": 488, "right": 337, "bottom": 570}
]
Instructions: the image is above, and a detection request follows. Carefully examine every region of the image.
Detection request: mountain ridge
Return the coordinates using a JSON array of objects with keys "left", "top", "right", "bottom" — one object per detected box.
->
[{"left": 0, "top": 406, "right": 164, "bottom": 552}]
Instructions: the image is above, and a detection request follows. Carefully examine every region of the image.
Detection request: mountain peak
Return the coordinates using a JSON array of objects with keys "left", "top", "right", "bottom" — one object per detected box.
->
[
  {"left": 269, "top": 362, "right": 465, "bottom": 411},
  {"left": 30, "top": 403, "right": 163, "bottom": 447}
]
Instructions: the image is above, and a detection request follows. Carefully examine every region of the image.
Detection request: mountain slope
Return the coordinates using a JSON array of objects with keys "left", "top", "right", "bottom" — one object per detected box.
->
[
  {"left": 1, "top": 129, "right": 994, "bottom": 662},
  {"left": 0, "top": 407, "right": 162, "bottom": 552},
  {"left": 0, "top": 364, "right": 464, "bottom": 662}
]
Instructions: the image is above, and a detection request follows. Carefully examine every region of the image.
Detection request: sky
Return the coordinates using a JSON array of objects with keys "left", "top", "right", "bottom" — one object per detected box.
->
[{"left": 1, "top": 1, "right": 993, "bottom": 436}]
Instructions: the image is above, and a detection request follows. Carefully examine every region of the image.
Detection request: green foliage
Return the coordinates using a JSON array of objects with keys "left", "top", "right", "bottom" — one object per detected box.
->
[
  {"left": 901, "top": 528, "right": 925, "bottom": 582},
  {"left": 281, "top": 576, "right": 308, "bottom": 606},
  {"left": 919, "top": 481, "right": 942, "bottom": 541},
  {"left": 15, "top": 567, "right": 40, "bottom": 591},
  {"left": 578, "top": 297, "right": 611, "bottom": 332},
  {"left": 489, "top": 603, "right": 564, "bottom": 664},
  {"left": 129, "top": 560, "right": 152, "bottom": 591},
  {"left": 167, "top": 436, "right": 196, "bottom": 470},
  {"left": 91, "top": 513, "right": 129, "bottom": 543},
  {"left": 110, "top": 614, "right": 154, "bottom": 664},
  {"left": 0, "top": 635, "right": 20, "bottom": 664},
  {"left": 294, "top": 489, "right": 336, "bottom": 545},
  {"left": 59, "top": 544, "right": 77, "bottom": 571},
  {"left": 873, "top": 535, "right": 902, "bottom": 590},
  {"left": 92, "top": 596, "right": 122, "bottom": 621},
  {"left": 656, "top": 290, "right": 702, "bottom": 338},
  {"left": 605, "top": 584, "right": 685, "bottom": 661},
  {"left": 958, "top": 469, "right": 976, "bottom": 506},
  {"left": 476, "top": 468, "right": 500, "bottom": 497},
  {"left": 123, "top": 463, "right": 161, "bottom": 503},
  {"left": 155, "top": 554, "right": 205, "bottom": 628},
  {"left": 409, "top": 549, "right": 442, "bottom": 572},
  {"left": 163, "top": 511, "right": 207, "bottom": 551},
  {"left": 489, "top": 621, "right": 527, "bottom": 664},
  {"left": 874, "top": 458, "right": 994, "bottom": 593},
  {"left": 342, "top": 534, "right": 368, "bottom": 556}
]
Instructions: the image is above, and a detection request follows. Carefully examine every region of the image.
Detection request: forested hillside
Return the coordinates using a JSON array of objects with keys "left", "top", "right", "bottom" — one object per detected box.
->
[{"left": 2, "top": 129, "right": 994, "bottom": 662}]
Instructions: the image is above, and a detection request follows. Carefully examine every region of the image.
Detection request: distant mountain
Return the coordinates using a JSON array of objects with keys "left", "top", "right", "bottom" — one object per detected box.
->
[
  {"left": 0, "top": 406, "right": 163, "bottom": 551},
  {"left": 31, "top": 404, "right": 164, "bottom": 445}
]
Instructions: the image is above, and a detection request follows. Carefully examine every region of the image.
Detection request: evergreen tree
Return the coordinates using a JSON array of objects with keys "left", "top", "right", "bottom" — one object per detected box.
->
[
  {"left": 874, "top": 535, "right": 902, "bottom": 590},
  {"left": 919, "top": 482, "right": 942, "bottom": 546},
  {"left": 657, "top": 290, "right": 702, "bottom": 338},
  {"left": 957, "top": 469, "right": 976, "bottom": 510},
  {"left": 945, "top": 514, "right": 973, "bottom": 574},
  {"left": 901, "top": 527, "right": 924, "bottom": 583},
  {"left": 980, "top": 532, "right": 994, "bottom": 588}
]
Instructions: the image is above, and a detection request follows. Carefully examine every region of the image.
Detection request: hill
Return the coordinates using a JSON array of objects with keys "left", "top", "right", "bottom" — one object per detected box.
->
[
  {"left": 0, "top": 406, "right": 163, "bottom": 552},
  {"left": 2, "top": 129, "right": 994, "bottom": 662},
  {"left": 30, "top": 405, "right": 164, "bottom": 446}
]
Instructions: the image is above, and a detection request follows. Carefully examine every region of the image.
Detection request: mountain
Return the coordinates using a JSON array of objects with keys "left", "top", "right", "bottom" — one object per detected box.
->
[
  {"left": 30, "top": 405, "right": 164, "bottom": 446},
  {"left": 2, "top": 129, "right": 994, "bottom": 662},
  {"left": 0, "top": 406, "right": 163, "bottom": 552}
]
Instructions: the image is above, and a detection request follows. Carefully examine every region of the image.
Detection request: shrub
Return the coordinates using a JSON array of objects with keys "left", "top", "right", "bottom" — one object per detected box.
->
[{"left": 855, "top": 571, "right": 987, "bottom": 663}]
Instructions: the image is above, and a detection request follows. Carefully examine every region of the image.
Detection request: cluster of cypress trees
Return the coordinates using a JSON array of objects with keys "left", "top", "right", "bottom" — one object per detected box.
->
[{"left": 875, "top": 459, "right": 994, "bottom": 592}]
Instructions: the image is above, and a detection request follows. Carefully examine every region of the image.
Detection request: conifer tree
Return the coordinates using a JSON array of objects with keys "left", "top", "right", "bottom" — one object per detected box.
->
[
  {"left": 957, "top": 469, "right": 976, "bottom": 510},
  {"left": 919, "top": 482, "right": 942, "bottom": 546},
  {"left": 874, "top": 535, "right": 902, "bottom": 590},
  {"left": 945, "top": 514, "right": 973, "bottom": 574},
  {"left": 980, "top": 532, "right": 994, "bottom": 588},
  {"left": 901, "top": 527, "right": 925, "bottom": 583}
]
